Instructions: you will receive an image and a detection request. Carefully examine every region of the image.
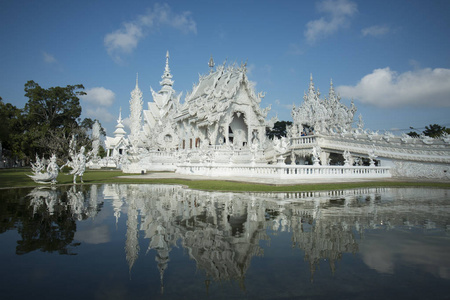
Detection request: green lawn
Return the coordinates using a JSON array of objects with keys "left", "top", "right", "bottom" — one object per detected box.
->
[{"left": 1, "top": 168, "right": 449, "bottom": 192}]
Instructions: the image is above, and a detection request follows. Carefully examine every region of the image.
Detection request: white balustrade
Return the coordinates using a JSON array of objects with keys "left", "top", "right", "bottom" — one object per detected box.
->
[{"left": 176, "top": 163, "right": 391, "bottom": 179}]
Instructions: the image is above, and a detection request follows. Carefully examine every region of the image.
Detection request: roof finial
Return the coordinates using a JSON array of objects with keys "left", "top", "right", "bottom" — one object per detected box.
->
[
  {"left": 118, "top": 107, "right": 122, "bottom": 123},
  {"left": 310, "top": 73, "right": 313, "bottom": 82},
  {"left": 165, "top": 51, "right": 170, "bottom": 73},
  {"left": 330, "top": 78, "right": 333, "bottom": 86},
  {"left": 136, "top": 73, "right": 139, "bottom": 88},
  {"left": 208, "top": 55, "right": 215, "bottom": 73},
  {"left": 160, "top": 51, "right": 174, "bottom": 88}
]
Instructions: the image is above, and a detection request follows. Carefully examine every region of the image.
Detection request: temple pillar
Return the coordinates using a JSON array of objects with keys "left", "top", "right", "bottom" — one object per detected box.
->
[{"left": 225, "top": 124, "right": 230, "bottom": 145}]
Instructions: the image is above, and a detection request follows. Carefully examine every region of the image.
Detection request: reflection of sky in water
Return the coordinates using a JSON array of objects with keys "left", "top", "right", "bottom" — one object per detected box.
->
[
  {"left": 360, "top": 230, "right": 450, "bottom": 278},
  {"left": 0, "top": 184, "right": 449, "bottom": 299}
]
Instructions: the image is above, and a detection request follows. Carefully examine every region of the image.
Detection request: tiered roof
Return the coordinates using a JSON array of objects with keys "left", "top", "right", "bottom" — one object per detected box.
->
[{"left": 175, "top": 61, "right": 271, "bottom": 126}]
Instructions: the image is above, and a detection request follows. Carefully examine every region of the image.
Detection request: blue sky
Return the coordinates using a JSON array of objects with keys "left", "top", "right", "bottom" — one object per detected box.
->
[{"left": 1, "top": 0, "right": 449, "bottom": 136}]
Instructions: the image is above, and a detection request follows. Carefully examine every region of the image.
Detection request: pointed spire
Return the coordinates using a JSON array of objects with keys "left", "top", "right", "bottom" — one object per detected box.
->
[
  {"left": 114, "top": 107, "right": 126, "bottom": 137},
  {"left": 136, "top": 73, "right": 139, "bottom": 88},
  {"left": 118, "top": 107, "right": 122, "bottom": 123},
  {"left": 165, "top": 51, "right": 170, "bottom": 74},
  {"left": 308, "top": 73, "right": 315, "bottom": 96},
  {"left": 208, "top": 55, "right": 215, "bottom": 73},
  {"left": 160, "top": 50, "right": 174, "bottom": 89}
]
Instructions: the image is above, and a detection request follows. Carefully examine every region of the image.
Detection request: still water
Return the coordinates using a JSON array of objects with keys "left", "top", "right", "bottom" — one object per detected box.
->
[{"left": 0, "top": 184, "right": 449, "bottom": 300}]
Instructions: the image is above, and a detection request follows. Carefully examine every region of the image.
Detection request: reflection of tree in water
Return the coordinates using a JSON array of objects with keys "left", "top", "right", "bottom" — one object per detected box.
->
[
  {"left": 0, "top": 185, "right": 103, "bottom": 255},
  {"left": 114, "top": 185, "right": 450, "bottom": 292}
]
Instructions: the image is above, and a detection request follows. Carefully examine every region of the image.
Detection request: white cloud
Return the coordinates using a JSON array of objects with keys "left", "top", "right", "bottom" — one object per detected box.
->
[
  {"left": 42, "top": 51, "right": 57, "bottom": 63},
  {"left": 305, "top": 0, "right": 357, "bottom": 43},
  {"left": 121, "top": 117, "right": 131, "bottom": 132},
  {"left": 361, "top": 25, "right": 390, "bottom": 37},
  {"left": 85, "top": 107, "right": 115, "bottom": 123},
  {"left": 81, "top": 87, "right": 115, "bottom": 107},
  {"left": 336, "top": 67, "right": 450, "bottom": 107},
  {"left": 104, "top": 3, "right": 196, "bottom": 63}
]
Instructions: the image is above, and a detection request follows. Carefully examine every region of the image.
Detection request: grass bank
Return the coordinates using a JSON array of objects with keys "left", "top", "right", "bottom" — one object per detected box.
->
[{"left": 1, "top": 168, "right": 449, "bottom": 192}]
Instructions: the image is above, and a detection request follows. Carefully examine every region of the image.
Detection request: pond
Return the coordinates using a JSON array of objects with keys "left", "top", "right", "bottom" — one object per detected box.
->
[{"left": 0, "top": 184, "right": 449, "bottom": 299}]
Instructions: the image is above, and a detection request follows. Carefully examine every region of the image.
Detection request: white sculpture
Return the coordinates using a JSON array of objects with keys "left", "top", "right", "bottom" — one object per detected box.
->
[
  {"left": 30, "top": 154, "right": 45, "bottom": 174},
  {"left": 311, "top": 146, "right": 322, "bottom": 166},
  {"left": 368, "top": 148, "right": 377, "bottom": 167},
  {"left": 343, "top": 150, "right": 352, "bottom": 166},
  {"left": 70, "top": 146, "right": 87, "bottom": 184},
  {"left": 64, "top": 136, "right": 88, "bottom": 183},
  {"left": 28, "top": 154, "right": 59, "bottom": 184}
]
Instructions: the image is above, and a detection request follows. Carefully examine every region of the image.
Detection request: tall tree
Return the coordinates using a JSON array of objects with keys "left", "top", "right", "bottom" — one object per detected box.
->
[
  {"left": 22, "top": 81, "right": 86, "bottom": 158},
  {"left": 24, "top": 81, "right": 85, "bottom": 129}
]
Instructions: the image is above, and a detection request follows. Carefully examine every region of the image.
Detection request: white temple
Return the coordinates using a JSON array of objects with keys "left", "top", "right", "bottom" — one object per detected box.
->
[{"left": 102, "top": 52, "right": 450, "bottom": 180}]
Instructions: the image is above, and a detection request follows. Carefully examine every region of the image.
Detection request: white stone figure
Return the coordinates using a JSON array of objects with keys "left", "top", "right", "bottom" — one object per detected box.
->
[
  {"left": 343, "top": 150, "right": 352, "bottom": 167},
  {"left": 70, "top": 146, "right": 87, "bottom": 184},
  {"left": 368, "top": 148, "right": 377, "bottom": 167},
  {"left": 357, "top": 114, "right": 364, "bottom": 132},
  {"left": 442, "top": 132, "right": 450, "bottom": 144},
  {"left": 311, "top": 146, "right": 322, "bottom": 166},
  {"left": 401, "top": 133, "right": 414, "bottom": 143},
  {"left": 250, "top": 141, "right": 259, "bottom": 164},
  {"left": 30, "top": 154, "right": 45, "bottom": 174},
  {"left": 28, "top": 154, "right": 59, "bottom": 184},
  {"left": 383, "top": 131, "right": 394, "bottom": 142},
  {"left": 420, "top": 134, "right": 434, "bottom": 145},
  {"left": 273, "top": 136, "right": 290, "bottom": 164}
]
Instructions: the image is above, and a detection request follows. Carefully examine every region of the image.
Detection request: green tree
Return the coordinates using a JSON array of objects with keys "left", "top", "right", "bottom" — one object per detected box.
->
[
  {"left": 423, "top": 124, "right": 447, "bottom": 138},
  {"left": 22, "top": 81, "right": 86, "bottom": 159},
  {"left": 266, "top": 121, "right": 293, "bottom": 139},
  {"left": 407, "top": 124, "right": 448, "bottom": 138},
  {"left": 0, "top": 98, "right": 25, "bottom": 158}
]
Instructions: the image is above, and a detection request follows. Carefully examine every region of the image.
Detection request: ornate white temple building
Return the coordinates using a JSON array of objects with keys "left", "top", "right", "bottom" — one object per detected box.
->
[{"left": 103, "top": 52, "right": 450, "bottom": 180}]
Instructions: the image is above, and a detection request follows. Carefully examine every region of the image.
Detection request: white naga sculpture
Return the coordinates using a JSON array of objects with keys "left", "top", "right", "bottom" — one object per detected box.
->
[{"left": 28, "top": 154, "right": 59, "bottom": 184}]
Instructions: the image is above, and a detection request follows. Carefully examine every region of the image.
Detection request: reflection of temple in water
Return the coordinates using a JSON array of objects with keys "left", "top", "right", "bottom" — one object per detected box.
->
[{"left": 102, "top": 184, "right": 450, "bottom": 290}]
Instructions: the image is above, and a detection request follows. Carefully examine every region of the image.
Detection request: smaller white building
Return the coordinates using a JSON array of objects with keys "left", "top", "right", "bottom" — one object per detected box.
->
[{"left": 105, "top": 109, "right": 129, "bottom": 167}]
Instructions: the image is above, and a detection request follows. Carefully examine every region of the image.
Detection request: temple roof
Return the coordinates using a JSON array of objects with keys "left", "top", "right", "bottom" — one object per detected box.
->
[{"left": 176, "top": 62, "right": 271, "bottom": 125}]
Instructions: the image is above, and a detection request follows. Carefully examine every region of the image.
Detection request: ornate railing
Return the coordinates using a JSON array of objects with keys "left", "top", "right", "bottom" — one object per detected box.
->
[
  {"left": 176, "top": 163, "right": 391, "bottom": 179},
  {"left": 291, "top": 136, "right": 317, "bottom": 147}
]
